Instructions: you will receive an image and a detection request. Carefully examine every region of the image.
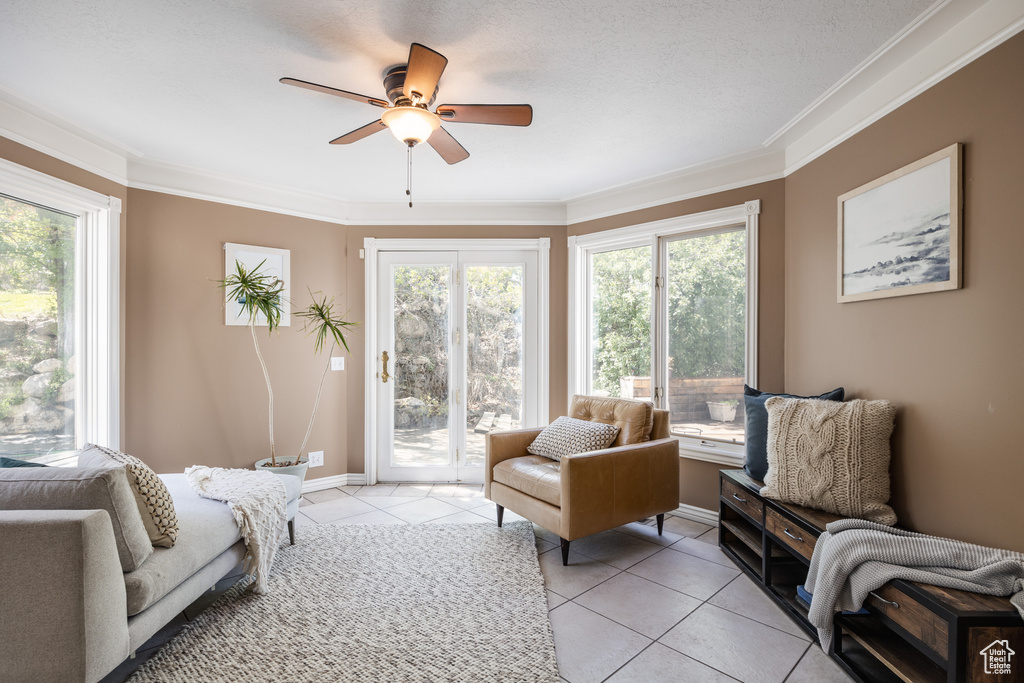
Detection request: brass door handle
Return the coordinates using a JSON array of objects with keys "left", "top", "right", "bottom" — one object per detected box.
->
[{"left": 381, "top": 350, "right": 390, "bottom": 383}]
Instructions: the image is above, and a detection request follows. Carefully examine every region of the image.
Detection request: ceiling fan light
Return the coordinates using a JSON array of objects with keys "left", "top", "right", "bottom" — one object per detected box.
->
[{"left": 381, "top": 106, "right": 440, "bottom": 145}]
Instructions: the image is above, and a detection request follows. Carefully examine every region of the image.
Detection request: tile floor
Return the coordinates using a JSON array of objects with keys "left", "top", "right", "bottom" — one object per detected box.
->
[{"left": 107, "top": 484, "right": 855, "bottom": 683}]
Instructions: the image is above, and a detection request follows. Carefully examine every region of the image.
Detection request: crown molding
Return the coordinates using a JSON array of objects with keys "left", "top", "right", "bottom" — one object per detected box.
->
[
  {"left": 0, "top": 88, "right": 130, "bottom": 186},
  {"left": 780, "top": 0, "right": 1024, "bottom": 175},
  {"left": 564, "top": 149, "right": 784, "bottom": 225},
  {"left": 1, "top": 0, "right": 1021, "bottom": 225},
  {"left": 128, "top": 157, "right": 352, "bottom": 224}
]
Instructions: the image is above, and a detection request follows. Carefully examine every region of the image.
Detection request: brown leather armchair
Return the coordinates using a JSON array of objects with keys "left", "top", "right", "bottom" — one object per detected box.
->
[{"left": 485, "top": 395, "right": 680, "bottom": 565}]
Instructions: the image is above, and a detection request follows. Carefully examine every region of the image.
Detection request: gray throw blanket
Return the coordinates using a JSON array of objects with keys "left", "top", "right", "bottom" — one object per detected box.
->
[{"left": 806, "top": 518, "right": 1024, "bottom": 650}]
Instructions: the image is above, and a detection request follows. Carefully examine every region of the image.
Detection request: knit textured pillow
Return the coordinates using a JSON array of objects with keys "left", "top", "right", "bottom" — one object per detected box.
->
[
  {"left": 527, "top": 416, "right": 620, "bottom": 461},
  {"left": 760, "top": 397, "right": 897, "bottom": 525},
  {"left": 79, "top": 444, "right": 179, "bottom": 547}
]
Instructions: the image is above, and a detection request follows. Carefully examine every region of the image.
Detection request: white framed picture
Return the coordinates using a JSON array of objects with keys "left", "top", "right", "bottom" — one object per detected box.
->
[
  {"left": 224, "top": 242, "right": 291, "bottom": 326},
  {"left": 837, "top": 143, "right": 962, "bottom": 303}
]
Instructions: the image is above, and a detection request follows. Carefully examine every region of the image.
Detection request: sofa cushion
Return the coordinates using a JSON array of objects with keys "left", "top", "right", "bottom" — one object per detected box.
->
[
  {"left": 123, "top": 473, "right": 242, "bottom": 616},
  {"left": 79, "top": 445, "right": 179, "bottom": 548},
  {"left": 743, "top": 385, "right": 845, "bottom": 482},
  {"left": 492, "top": 456, "right": 562, "bottom": 507},
  {"left": 527, "top": 416, "right": 619, "bottom": 461},
  {"left": 0, "top": 466, "right": 153, "bottom": 571},
  {"left": 569, "top": 394, "right": 654, "bottom": 446},
  {"left": 760, "top": 397, "right": 897, "bottom": 525}
]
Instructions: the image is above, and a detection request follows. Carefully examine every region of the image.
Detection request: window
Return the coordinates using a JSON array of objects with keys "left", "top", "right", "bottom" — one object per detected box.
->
[
  {"left": 0, "top": 159, "right": 121, "bottom": 464},
  {"left": 569, "top": 202, "right": 759, "bottom": 465}
]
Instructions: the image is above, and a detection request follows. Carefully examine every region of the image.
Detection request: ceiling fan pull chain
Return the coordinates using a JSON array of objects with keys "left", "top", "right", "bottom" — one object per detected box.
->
[{"left": 407, "top": 142, "right": 413, "bottom": 208}]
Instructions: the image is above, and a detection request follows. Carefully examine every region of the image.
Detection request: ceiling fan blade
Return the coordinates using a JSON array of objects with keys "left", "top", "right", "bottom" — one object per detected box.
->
[
  {"left": 329, "top": 120, "right": 388, "bottom": 145},
  {"left": 435, "top": 104, "right": 533, "bottom": 126},
  {"left": 280, "top": 77, "right": 388, "bottom": 108},
  {"left": 403, "top": 43, "right": 447, "bottom": 104},
  {"left": 426, "top": 126, "right": 469, "bottom": 165}
]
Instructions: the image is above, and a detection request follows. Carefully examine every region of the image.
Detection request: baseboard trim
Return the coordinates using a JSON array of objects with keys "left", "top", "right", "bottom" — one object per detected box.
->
[
  {"left": 301, "top": 473, "right": 366, "bottom": 493},
  {"left": 669, "top": 503, "right": 719, "bottom": 527}
]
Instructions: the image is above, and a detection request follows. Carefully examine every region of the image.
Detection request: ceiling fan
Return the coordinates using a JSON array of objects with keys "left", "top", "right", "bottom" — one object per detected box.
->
[{"left": 281, "top": 43, "right": 533, "bottom": 165}]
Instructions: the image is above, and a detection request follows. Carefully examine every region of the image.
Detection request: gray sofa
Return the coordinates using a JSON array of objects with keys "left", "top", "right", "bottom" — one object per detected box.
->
[{"left": 0, "top": 460, "right": 301, "bottom": 683}]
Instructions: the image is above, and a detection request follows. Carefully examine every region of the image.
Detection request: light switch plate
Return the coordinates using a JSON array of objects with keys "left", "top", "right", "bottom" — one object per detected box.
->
[
  {"left": 308, "top": 451, "right": 324, "bottom": 467},
  {"left": 330, "top": 357, "right": 344, "bottom": 371}
]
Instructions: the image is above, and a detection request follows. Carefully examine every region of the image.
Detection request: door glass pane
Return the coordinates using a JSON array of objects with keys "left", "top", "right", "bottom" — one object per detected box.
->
[
  {"left": 591, "top": 245, "right": 651, "bottom": 398},
  {"left": 392, "top": 265, "right": 450, "bottom": 467},
  {"left": 666, "top": 228, "right": 746, "bottom": 443},
  {"left": 465, "top": 265, "right": 524, "bottom": 466},
  {"left": 0, "top": 196, "right": 77, "bottom": 463}
]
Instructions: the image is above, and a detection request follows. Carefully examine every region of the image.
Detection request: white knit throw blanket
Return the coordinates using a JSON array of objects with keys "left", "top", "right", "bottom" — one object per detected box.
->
[
  {"left": 185, "top": 466, "right": 287, "bottom": 594},
  {"left": 806, "top": 518, "right": 1024, "bottom": 651}
]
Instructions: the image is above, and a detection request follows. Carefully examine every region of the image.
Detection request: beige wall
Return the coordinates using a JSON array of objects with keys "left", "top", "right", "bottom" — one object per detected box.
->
[
  {"left": 570, "top": 180, "right": 786, "bottom": 512},
  {"left": 124, "top": 190, "right": 351, "bottom": 476},
  {"left": 785, "top": 34, "right": 1024, "bottom": 551},
  {"left": 120, "top": 192, "right": 568, "bottom": 478}
]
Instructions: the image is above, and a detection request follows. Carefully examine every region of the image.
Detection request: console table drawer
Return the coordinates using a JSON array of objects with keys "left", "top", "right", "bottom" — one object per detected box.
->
[
  {"left": 867, "top": 583, "right": 949, "bottom": 661},
  {"left": 765, "top": 507, "right": 817, "bottom": 561},
  {"left": 722, "top": 477, "right": 763, "bottom": 521}
]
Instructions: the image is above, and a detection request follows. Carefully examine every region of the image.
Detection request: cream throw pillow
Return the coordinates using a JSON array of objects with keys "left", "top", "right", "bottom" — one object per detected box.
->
[
  {"left": 760, "top": 397, "right": 897, "bottom": 525},
  {"left": 79, "top": 444, "right": 180, "bottom": 547}
]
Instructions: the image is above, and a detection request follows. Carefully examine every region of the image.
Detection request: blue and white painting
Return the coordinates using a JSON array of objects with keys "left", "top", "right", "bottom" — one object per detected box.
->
[{"left": 842, "top": 157, "right": 951, "bottom": 297}]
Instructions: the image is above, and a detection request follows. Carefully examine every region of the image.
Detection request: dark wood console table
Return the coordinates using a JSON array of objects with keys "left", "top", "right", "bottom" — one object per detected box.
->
[{"left": 718, "top": 469, "right": 1023, "bottom": 683}]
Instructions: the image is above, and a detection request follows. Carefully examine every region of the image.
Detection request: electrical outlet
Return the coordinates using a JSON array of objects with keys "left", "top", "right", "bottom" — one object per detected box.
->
[
  {"left": 308, "top": 451, "right": 324, "bottom": 467},
  {"left": 330, "top": 357, "right": 344, "bottom": 371}
]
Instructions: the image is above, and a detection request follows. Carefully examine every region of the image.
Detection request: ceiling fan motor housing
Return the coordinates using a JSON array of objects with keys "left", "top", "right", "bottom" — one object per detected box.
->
[{"left": 383, "top": 64, "right": 438, "bottom": 107}]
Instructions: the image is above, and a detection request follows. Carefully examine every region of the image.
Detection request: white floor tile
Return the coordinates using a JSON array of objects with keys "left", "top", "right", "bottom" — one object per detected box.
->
[
  {"left": 627, "top": 548, "right": 739, "bottom": 600},
  {"left": 615, "top": 521, "right": 684, "bottom": 547},
  {"left": 360, "top": 495, "right": 430, "bottom": 510},
  {"left": 787, "top": 642, "right": 854, "bottom": 682},
  {"left": 660, "top": 604, "right": 809, "bottom": 683},
  {"left": 570, "top": 530, "right": 663, "bottom": 570},
  {"left": 386, "top": 497, "right": 464, "bottom": 523},
  {"left": 537, "top": 548, "right": 620, "bottom": 600},
  {"left": 709, "top": 575, "right": 810, "bottom": 640},
  {"left": 300, "top": 496, "right": 377, "bottom": 524},
  {"left": 326, "top": 509, "right": 406, "bottom": 525},
  {"left": 662, "top": 515, "right": 713, "bottom": 538},
  {"left": 605, "top": 643, "right": 736, "bottom": 683},
  {"left": 547, "top": 590, "right": 567, "bottom": 610},
  {"left": 573, "top": 572, "right": 701, "bottom": 639},
  {"left": 669, "top": 536, "right": 736, "bottom": 568},
  {"left": 302, "top": 487, "right": 348, "bottom": 505},
  {"left": 353, "top": 484, "right": 399, "bottom": 496},
  {"left": 694, "top": 528, "right": 719, "bottom": 545},
  {"left": 548, "top": 602, "right": 650, "bottom": 683},
  {"left": 427, "top": 510, "right": 492, "bottom": 524}
]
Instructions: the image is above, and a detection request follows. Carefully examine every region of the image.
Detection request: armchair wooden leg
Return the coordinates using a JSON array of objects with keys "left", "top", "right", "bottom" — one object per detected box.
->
[
  {"left": 560, "top": 538, "right": 570, "bottom": 566},
  {"left": 288, "top": 519, "right": 295, "bottom": 545},
  {"left": 496, "top": 505, "right": 504, "bottom": 528},
  {"left": 656, "top": 513, "right": 665, "bottom": 536}
]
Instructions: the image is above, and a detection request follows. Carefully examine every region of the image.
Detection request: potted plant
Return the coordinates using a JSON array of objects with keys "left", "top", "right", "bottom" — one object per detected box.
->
[
  {"left": 706, "top": 399, "right": 738, "bottom": 422},
  {"left": 219, "top": 260, "right": 357, "bottom": 481}
]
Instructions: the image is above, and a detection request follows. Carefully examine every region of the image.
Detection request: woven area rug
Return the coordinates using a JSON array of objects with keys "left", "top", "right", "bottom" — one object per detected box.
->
[{"left": 128, "top": 521, "right": 559, "bottom": 683}]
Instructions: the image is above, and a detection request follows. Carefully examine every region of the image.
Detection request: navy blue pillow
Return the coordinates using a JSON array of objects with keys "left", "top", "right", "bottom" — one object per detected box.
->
[
  {"left": 743, "top": 385, "right": 844, "bottom": 482},
  {"left": 0, "top": 456, "right": 48, "bottom": 468}
]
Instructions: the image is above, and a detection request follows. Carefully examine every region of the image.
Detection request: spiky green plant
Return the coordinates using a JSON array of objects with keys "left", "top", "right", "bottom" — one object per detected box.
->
[
  {"left": 219, "top": 259, "right": 285, "bottom": 465},
  {"left": 294, "top": 289, "right": 358, "bottom": 459},
  {"left": 218, "top": 262, "right": 357, "bottom": 468}
]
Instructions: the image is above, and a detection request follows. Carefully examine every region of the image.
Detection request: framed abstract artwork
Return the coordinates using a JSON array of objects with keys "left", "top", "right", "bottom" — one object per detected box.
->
[
  {"left": 223, "top": 242, "right": 291, "bottom": 326},
  {"left": 837, "top": 142, "right": 961, "bottom": 303}
]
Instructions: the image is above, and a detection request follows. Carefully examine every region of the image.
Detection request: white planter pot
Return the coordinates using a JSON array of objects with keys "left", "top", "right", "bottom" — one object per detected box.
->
[
  {"left": 255, "top": 457, "right": 309, "bottom": 482},
  {"left": 706, "top": 402, "right": 737, "bottom": 422}
]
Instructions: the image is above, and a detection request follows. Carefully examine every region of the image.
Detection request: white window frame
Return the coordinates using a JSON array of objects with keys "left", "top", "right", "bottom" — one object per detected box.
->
[
  {"left": 0, "top": 158, "right": 121, "bottom": 450},
  {"left": 568, "top": 201, "right": 759, "bottom": 466}
]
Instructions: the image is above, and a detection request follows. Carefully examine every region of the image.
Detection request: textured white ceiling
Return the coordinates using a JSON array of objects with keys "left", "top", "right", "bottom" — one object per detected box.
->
[{"left": 0, "top": 0, "right": 936, "bottom": 203}]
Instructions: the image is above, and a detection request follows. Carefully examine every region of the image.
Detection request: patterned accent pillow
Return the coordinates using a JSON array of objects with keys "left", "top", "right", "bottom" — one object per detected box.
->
[
  {"left": 80, "top": 444, "right": 179, "bottom": 547},
  {"left": 760, "top": 398, "right": 897, "bottom": 525},
  {"left": 527, "top": 416, "right": 620, "bottom": 461}
]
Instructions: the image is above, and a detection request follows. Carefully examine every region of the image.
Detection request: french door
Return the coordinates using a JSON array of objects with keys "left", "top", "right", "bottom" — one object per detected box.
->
[{"left": 373, "top": 246, "right": 543, "bottom": 483}]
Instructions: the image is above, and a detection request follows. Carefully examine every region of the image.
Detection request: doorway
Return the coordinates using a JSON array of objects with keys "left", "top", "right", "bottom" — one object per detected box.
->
[{"left": 366, "top": 239, "right": 548, "bottom": 484}]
